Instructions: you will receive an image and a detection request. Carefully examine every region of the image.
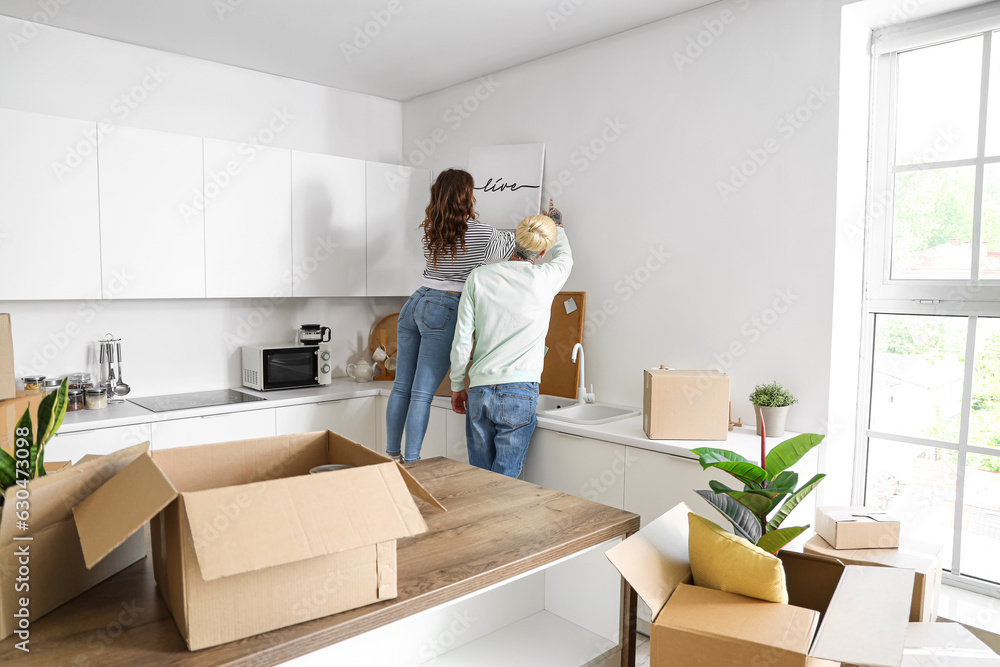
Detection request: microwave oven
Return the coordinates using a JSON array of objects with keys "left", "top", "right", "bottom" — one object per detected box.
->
[{"left": 241, "top": 342, "right": 333, "bottom": 391}]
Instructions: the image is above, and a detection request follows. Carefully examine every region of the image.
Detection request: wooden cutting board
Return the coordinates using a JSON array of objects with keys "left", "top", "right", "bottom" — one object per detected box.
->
[{"left": 433, "top": 291, "right": 586, "bottom": 399}]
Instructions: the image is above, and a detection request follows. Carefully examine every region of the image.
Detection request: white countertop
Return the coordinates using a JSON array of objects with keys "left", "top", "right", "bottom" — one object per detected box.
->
[{"left": 61, "top": 378, "right": 796, "bottom": 462}]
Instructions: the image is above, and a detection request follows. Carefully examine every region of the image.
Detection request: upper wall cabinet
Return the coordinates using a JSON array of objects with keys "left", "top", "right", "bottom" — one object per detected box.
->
[
  {"left": 204, "top": 140, "right": 292, "bottom": 298},
  {"left": 0, "top": 109, "right": 102, "bottom": 300},
  {"left": 291, "top": 151, "right": 367, "bottom": 297},
  {"left": 365, "top": 162, "right": 430, "bottom": 297},
  {"left": 98, "top": 126, "right": 206, "bottom": 299}
]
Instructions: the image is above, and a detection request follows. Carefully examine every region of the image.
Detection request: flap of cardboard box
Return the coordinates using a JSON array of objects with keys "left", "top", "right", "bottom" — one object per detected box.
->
[
  {"left": 73, "top": 451, "right": 178, "bottom": 568},
  {"left": 605, "top": 502, "right": 692, "bottom": 617},
  {"left": 183, "top": 461, "right": 427, "bottom": 581},
  {"left": 0, "top": 441, "right": 151, "bottom": 546},
  {"left": 808, "top": 564, "right": 914, "bottom": 666}
]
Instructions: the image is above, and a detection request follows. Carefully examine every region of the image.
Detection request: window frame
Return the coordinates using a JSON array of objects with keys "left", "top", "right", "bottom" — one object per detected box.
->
[{"left": 860, "top": 8, "right": 1000, "bottom": 598}]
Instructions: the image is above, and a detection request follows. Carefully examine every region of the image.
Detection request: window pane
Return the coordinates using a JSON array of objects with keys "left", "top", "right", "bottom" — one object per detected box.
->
[
  {"left": 970, "top": 317, "right": 1000, "bottom": 449},
  {"left": 891, "top": 166, "right": 976, "bottom": 279},
  {"left": 986, "top": 31, "right": 1000, "bottom": 156},
  {"left": 896, "top": 36, "right": 982, "bottom": 165},
  {"left": 871, "top": 314, "right": 966, "bottom": 442},
  {"left": 866, "top": 438, "right": 956, "bottom": 570},
  {"left": 981, "top": 163, "right": 1000, "bottom": 279},
  {"left": 960, "top": 453, "right": 1000, "bottom": 583}
]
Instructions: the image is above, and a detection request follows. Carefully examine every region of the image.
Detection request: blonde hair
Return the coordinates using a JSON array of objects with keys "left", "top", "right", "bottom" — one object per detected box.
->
[{"left": 514, "top": 215, "right": 558, "bottom": 255}]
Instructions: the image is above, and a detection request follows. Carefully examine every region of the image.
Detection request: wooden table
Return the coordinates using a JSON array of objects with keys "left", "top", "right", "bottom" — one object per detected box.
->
[{"left": 0, "top": 457, "right": 640, "bottom": 666}]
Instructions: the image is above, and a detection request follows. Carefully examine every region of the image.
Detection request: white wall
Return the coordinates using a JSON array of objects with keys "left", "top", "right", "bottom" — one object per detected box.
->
[
  {"left": 403, "top": 0, "right": 845, "bottom": 433},
  {"left": 0, "top": 15, "right": 405, "bottom": 395}
]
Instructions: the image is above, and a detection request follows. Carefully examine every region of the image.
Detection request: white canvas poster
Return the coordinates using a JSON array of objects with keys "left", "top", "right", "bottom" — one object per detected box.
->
[{"left": 468, "top": 143, "right": 545, "bottom": 229}]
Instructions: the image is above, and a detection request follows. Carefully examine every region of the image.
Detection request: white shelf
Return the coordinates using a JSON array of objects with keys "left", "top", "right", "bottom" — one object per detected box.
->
[{"left": 416, "top": 610, "right": 617, "bottom": 667}]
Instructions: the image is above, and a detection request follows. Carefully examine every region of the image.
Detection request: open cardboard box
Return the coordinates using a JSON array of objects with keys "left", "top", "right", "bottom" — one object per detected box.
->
[
  {"left": 0, "top": 443, "right": 149, "bottom": 642},
  {"left": 72, "top": 430, "right": 446, "bottom": 650},
  {"left": 606, "top": 503, "right": 916, "bottom": 667}
]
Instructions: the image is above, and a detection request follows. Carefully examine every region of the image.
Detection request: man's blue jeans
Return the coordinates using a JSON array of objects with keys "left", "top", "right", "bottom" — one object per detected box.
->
[
  {"left": 386, "top": 287, "right": 461, "bottom": 462},
  {"left": 465, "top": 382, "right": 539, "bottom": 478}
]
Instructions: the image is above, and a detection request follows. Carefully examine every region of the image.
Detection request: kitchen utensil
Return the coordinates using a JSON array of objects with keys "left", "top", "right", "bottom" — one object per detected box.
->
[
  {"left": 368, "top": 314, "right": 399, "bottom": 360},
  {"left": 347, "top": 359, "right": 376, "bottom": 383},
  {"left": 113, "top": 342, "right": 131, "bottom": 397},
  {"left": 384, "top": 357, "right": 396, "bottom": 372},
  {"left": 296, "top": 324, "right": 331, "bottom": 345},
  {"left": 373, "top": 345, "right": 388, "bottom": 362}
]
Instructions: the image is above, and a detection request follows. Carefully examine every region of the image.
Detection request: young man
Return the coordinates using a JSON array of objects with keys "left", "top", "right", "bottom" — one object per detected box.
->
[{"left": 449, "top": 201, "right": 572, "bottom": 477}]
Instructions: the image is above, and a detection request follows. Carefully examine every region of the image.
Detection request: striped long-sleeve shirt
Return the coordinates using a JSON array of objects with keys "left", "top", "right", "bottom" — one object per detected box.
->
[{"left": 421, "top": 220, "right": 515, "bottom": 291}]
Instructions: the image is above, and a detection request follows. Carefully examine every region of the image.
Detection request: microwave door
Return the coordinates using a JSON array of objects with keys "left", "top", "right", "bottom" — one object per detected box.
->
[{"left": 263, "top": 348, "right": 317, "bottom": 389}]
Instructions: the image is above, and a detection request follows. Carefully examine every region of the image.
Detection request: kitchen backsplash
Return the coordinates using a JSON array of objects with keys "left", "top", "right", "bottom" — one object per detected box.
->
[{"left": 0, "top": 296, "right": 405, "bottom": 397}]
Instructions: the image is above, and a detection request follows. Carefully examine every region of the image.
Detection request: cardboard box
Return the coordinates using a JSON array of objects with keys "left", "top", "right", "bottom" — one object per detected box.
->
[
  {"left": 0, "top": 315, "right": 13, "bottom": 401},
  {"left": 902, "top": 622, "right": 1000, "bottom": 665},
  {"left": 643, "top": 369, "right": 729, "bottom": 440},
  {"left": 606, "top": 503, "right": 915, "bottom": 667},
  {"left": 72, "top": 430, "right": 446, "bottom": 651},
  {"left": 0, "top": 393, "right": 47, "bottom": 457},
  {"left": 804, "top": 534, "right": 943, "bottom": 622},
  {"left": 0, "top": 443, "right": 149, "bottom": 641},
  {"left": 816, "top": 506, "right": 900, "bottom": 549}
]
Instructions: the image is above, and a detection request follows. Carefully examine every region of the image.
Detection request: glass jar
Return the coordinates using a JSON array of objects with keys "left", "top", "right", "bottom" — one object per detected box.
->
[
  {"left": 20, "top": 375, "right": 45, "bottom": 393},
  {"left": 67, "top": 372, "right": 94, "bottom": 391},
  {"left": 67, "top": 389, "right": 85, "bottom": 412},
  {"left": 84, "top": 387, "right": 108, "bottom": 410},
  {"left": 43, "top": 378, "right": 62, "bottom": 394}
]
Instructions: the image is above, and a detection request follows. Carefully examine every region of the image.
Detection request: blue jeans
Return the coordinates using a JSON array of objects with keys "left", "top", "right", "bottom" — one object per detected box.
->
[
  {"left": 386, "top": 287, "right": 461, "bottom": 462},
  {"left": 465, "top": 382, "right": 539, "bottom": 478}
]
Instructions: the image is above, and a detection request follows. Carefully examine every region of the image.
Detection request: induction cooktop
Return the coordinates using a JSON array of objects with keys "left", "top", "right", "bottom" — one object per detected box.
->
[{"left": 129, "top": 389, "right": 267, "bottom": 413}]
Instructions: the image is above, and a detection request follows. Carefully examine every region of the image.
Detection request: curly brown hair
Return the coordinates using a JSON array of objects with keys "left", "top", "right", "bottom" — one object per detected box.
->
[{"left": 423, "top": 169, "right": 477, "bottom": 269}]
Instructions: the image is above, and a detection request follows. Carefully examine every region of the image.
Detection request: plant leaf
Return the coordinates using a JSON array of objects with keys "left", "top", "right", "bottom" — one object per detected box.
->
[
  {"left": 764, "top": 433, "right": 824, "bottom": 477},
  {"left": 725, "top": 491, "right": 773, "bottom": 515},
  {"left": 707, "top": 461, "right": 771, "bottom": 488},
  {"left": 0, "top": 447, "right": 16, "bottom": 497},
  {"left": 708, "top": 480, "right": 734, "bottom": 494},
  {"left": 695, "top": 490, "right": 763, "bottom": 544},
  {"left": 766, "top": 473, "right": 826, "bottom": 532},
  {"left": 771, "top": 470, "right": 799, "bottom": 492},
  {"left": 757, "top": 525, "right": 809, "bottom": 555},
  {"left": 691, "top": 448, "right": 750, "bottom": 468},
  {"left": 33, "top": 391, "right": 56, "bottom": 477},
  {"left": 35, "top": 380, "right": 68, "bottom": 476}
]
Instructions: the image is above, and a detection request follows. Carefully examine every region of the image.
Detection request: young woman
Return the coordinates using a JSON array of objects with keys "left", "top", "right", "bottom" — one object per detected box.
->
[{"left": 385, "top": 169, "right": 515, "bottom": 463}]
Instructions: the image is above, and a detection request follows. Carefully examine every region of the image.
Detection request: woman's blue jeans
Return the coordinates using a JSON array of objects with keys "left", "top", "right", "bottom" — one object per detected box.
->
[
  {"left": 465, "top": 382, "right": 539, "bottom": 478},
  {"left": 386, "top": 287, "right": 461, "bottom": 462}
]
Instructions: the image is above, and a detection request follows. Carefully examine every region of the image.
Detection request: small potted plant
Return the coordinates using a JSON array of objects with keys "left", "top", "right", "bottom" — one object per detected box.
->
[{"left": 749, "top": 381, "right": 796, "bottom": 437}]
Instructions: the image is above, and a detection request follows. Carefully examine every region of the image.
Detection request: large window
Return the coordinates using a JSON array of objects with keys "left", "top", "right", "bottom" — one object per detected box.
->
[{"left": 863, "top": 13, "right": 1000, "bottom": 595}]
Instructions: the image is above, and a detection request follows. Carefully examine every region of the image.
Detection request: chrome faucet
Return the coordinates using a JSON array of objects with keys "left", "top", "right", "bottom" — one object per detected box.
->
[{"left": 571, "top": 343, "right": 596, "bottom": 404}]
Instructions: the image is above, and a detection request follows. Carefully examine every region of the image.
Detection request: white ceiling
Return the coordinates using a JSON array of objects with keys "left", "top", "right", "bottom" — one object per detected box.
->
[{"left": 0, "top": 0, "right": 716, "bottom": 101}]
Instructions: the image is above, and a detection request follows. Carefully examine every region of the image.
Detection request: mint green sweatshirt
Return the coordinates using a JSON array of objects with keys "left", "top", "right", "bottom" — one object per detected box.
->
[{"left": 450, "top": 228, "right": 573, "bottom": 391}]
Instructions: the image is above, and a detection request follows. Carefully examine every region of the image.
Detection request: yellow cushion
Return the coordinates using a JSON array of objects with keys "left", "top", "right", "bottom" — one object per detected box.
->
[{"left": 688, "top": 513, "right": 788, "bottom": 604}]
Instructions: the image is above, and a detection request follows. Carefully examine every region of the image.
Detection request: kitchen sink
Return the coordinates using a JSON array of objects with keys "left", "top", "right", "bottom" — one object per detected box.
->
[
  {"left": 536, "top": 394, "right": 575, "bottom": 412},
  {"left": 541, "top": 401, "right": 640, "bottom": 425}
]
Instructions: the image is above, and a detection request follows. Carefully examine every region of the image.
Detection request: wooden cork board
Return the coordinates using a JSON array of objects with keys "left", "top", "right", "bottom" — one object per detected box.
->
[
  {"left": 434, "top": 291, "right": 586, "bottom": 398},
  {"left": 539, "top": 292, "right": 586, "bottom": 399}
]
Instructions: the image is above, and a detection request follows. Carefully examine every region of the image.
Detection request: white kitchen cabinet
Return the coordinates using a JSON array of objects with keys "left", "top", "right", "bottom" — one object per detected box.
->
[
  {"left": 291, "top": 151, "right": 367, "bottom": 296},
  {"left": 622, "top": 446, "right": 731, "bottom": 527},
  {"left": 522, "top": 430, "right": 626, "bottom": 509},
  {"left": 421, "top": 406, "right": 448, "bottom": 460},
  {"left": 46, "top": 423, "right": 152, "bottom": 464},
  {"left": 275, "top": 397, "right": 376, "bottom": 449},
  {"left": 0, "top": 109, "right": 102, "bottom": 300},
  {"left": 445, "top": 409, "right": 469, "bottom": 464},
  {"left": 365, "top": 161, "right": 430, "bottom": 297},
  {"left": 98, "top": 125, "right": 206, "bottom": 299},
  {"left": 150, "top": 409, "right": 275, "bottom": 450},
  {"left": 204, "top": 139, "right": 292, "bottom": 298}
]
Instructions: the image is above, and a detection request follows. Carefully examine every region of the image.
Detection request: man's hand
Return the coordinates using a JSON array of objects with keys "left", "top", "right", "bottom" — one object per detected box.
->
[
  {"left": 452, "top": 390, "right": 468, "bottom": 414},
  {"left": 545, "top": 198, "right": 563, "bottom": 227}
]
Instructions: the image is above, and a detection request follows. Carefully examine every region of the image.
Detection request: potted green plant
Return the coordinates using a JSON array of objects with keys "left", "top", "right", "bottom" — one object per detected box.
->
[
  {"left": 749, "top": 381, "right": 797, "bottom": 437},
  {"left": 0, "top": 379, "right": 69, "bottom": 510},
  {"left": 691, "top": 426, "right": 825, "bottom": 554}
]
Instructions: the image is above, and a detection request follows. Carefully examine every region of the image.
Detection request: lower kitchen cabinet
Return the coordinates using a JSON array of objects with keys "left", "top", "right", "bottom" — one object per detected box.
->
[
  {"left": 150, "top": 409, "right": 275, "bottom": 450},
  {"left": 445, "top": 409, "right": 469, "bottom": 464},
  {"left": 622, "top": 445, "right": 732, "bottom": 528},
  {"left": 275, "top": 397, "right": 376, "bottom": 449},
  {"left": 372, "top": 395, "right": 449, "bottom": 460},
  {"left": 522, "top": 430, "right": 626, "bottom": 509},
  {"left": 46, "top": 423, "right": 152, "bottom": 464}
]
